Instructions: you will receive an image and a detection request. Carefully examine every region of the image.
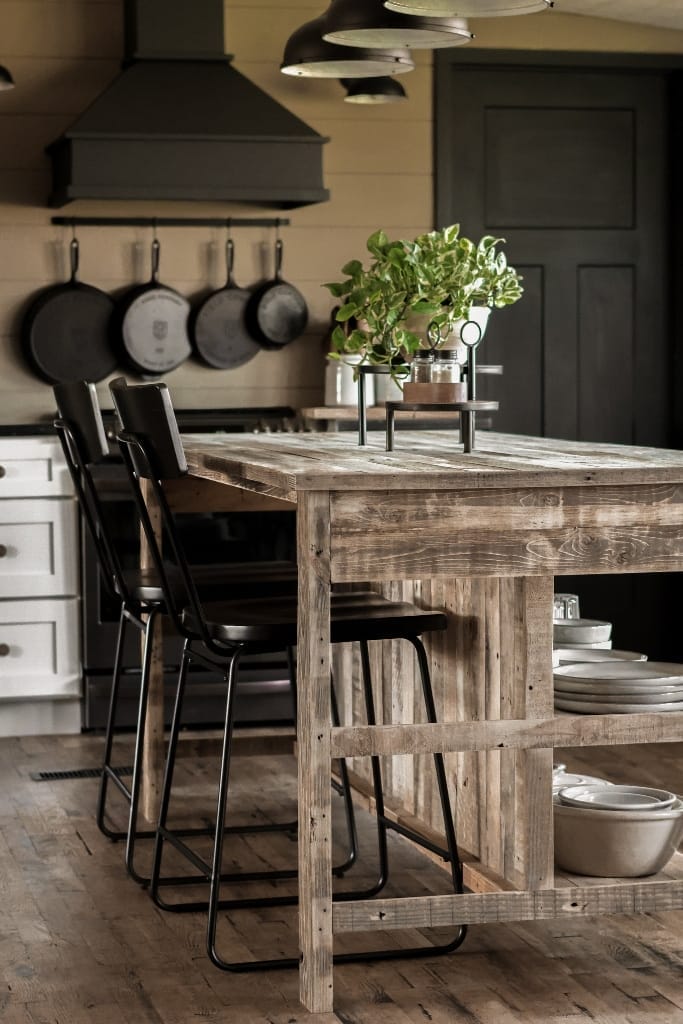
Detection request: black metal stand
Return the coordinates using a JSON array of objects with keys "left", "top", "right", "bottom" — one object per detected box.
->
[
  {"left": 357, "top": 365, "right": 408, "bottom": 446},
  {"left": 385, "top": 400, "right": 498, "bottom": 452}
]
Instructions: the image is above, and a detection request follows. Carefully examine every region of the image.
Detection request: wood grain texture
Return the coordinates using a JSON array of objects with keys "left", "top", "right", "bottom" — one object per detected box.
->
[
  {"left": 332, "top": 868, "right": 683, "bottom": 932},
  {"left": 296, "top": 491, "right": 333, "bottom": 1013}
]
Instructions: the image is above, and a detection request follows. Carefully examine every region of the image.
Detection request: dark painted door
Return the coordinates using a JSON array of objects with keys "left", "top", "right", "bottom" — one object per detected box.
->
[
  {"left": 436, "top": 61, "right": 670, "bottom": 444},
  {"left": 435, "top": 57, "right": 679, "bottom": 660}
]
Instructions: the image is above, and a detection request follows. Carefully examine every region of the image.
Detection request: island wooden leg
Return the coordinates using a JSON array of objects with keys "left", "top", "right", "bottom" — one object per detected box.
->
[{"left": 297, "top": 491, "right": 334, "bottom": 1013}]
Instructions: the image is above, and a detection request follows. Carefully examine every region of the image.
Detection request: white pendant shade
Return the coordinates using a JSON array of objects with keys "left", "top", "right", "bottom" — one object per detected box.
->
[
  {"left": 281, "top": 14, "right": 415, "bottom": 77},
  {"left": 384, "top": 0, "right": 552, "bottom": 16},
  {"left": 324, "top": 0, "right": 472, "bottom": 49}
]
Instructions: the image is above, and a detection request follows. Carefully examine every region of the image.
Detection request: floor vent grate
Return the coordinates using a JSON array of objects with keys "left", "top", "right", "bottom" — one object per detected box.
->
[{"left": 30, "top": 766, "right": 133, "bottom": 782}]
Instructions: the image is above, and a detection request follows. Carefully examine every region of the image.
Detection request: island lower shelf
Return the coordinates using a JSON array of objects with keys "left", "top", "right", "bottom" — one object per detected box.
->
[{"left": 332, "top": 852, "right": 683, "bottom": 933}]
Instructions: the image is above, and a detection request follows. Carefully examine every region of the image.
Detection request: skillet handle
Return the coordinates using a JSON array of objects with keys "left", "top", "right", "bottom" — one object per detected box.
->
[
  {"left": 225, "top": 237, "right": 235, "bottom": 286},
  {"left": 69, "top": 238, "right": 79, "bottom": 282},
  {"left": 151, "top": 238, "right": 161, "bottom": 283},
  {"left": 274, "top": 238, "right": 283, "bottom": 281}
]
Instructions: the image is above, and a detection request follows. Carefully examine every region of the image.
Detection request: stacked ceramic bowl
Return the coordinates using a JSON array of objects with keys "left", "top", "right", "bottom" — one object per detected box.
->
[
  {"left": 553, "top": 780, "right": 683, "bottom": 876},
  {"left": 553, "top": 617, "right": 613, "bottom": 649},
  {"left": 554, "top": 661, "right": 683, "bottom": 713}
]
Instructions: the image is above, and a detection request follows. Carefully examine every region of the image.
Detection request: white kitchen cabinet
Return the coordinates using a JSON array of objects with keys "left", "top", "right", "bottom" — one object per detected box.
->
[{"left": 0, "top": 435, "right": 81, "bottom": 735}]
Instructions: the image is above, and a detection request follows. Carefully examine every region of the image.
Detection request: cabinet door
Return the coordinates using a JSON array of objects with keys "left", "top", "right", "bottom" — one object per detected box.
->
[
  {"left": 0, "top": 499, "right": 78, "bottom": 598},
  {"left": 0, "top": 598, "right": 80, "bottom": 699},
  {"left": 0, "top": 438, "right": 73, "bottom": 498}
]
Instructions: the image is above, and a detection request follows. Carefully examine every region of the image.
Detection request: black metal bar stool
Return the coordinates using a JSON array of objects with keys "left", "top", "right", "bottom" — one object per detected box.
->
[
  {"left": 53, "top": 381, "right": 302, "bottom": 884},
  {"left": 111, "top": 378, "right": 467, "bottom": 971}
]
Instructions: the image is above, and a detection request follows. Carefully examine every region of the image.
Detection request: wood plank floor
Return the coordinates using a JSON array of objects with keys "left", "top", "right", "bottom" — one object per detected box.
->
[{"left": 2, "top": 733, "right": 683, "bottom": 1023}]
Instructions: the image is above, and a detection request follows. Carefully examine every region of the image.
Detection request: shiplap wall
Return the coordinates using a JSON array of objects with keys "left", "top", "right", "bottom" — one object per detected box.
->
[{"left": 1, "top": 1, "right": 682, "bottom": 421}]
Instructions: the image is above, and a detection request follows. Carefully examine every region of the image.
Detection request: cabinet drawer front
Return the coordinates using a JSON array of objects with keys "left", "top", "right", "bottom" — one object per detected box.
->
[
  {"left": 0, "top": 438, "right": 73, "bottom": 498},
  {"left": 0, "top": 499, "right": 78, "bottom": 598},
  {"left": 0, "top": 598, "right": 80, "bottom": 699}
]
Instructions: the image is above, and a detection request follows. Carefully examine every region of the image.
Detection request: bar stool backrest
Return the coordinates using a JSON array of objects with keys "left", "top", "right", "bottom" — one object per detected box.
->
[
  {"left": 109, "top": 378, "right": 187, "bottom": 480},
  {"left": 53, "top": 380, "right": 128, "bottom": 602},
  {"left": 109, "top": 379, "right": 214, "bottom": 648}
]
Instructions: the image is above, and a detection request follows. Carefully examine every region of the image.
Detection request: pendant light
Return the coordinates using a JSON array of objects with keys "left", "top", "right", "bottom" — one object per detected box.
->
[
  {"left": 384, "top": 0, "right": 552, "bottom": 16},
  {"left": 281, "top": 14, "right": 415, "bottom": 78},
  {"left": 324, "top": 0, "right": 472, "bottom": 49},
  {"left": 341, "top": 77, "right": 408, "bottom": 103},
  {"left": 0, "top": 65, "right": 15, "bottom": 91}
]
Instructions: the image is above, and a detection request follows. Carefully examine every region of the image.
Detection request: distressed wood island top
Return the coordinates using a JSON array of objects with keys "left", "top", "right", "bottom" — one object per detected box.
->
[{"left": 176, "top": 430, "right": 683, "bottom": 1014}]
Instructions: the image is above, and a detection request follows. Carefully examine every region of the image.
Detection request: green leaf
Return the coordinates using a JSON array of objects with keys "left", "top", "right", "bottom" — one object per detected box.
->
[
  {"left": 341, "top": 259, "right": 363, "bottom": 277},
  {"left": 336, "top": 303, "right": 358, "bottom": 322}
]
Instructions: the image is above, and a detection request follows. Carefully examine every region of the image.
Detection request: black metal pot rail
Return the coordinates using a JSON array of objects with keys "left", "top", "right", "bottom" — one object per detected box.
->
[{"left": 51, "top": 217, "right": 290, "bottom": 229}]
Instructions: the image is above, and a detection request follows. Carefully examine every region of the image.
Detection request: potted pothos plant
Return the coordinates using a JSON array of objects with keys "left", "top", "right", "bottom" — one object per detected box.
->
[{"left": 324, "top": 224, "right": 523, "bottom": 382}]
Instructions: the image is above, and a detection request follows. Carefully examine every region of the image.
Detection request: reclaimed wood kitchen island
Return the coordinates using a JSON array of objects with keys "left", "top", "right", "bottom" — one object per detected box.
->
[{"left": 172, "top": 429, "right": 683, "bottom": 1014}]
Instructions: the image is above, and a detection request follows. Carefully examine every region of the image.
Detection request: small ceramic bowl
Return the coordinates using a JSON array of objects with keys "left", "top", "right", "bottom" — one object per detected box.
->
[
  {"left": 553, "top": 619, "right": 612, "bottom": 644},
  {"left": 554, "top": 796, "right": 683, "bottom": 876}
]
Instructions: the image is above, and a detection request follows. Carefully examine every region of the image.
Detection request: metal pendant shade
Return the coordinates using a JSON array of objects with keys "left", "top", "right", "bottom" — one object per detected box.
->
[
  {"left": 0, "top": 65, "right": 15, "bottom": 91},
  {"left": 281, "top": 14, "right": 415, "bottom": 78},
  {"left": 384, "top": 0, "right": 552, "bottom": 16},
  {"left": 324, "top": 0, "right": 472, "bottom": 49},
  {"left": 341, "top": 77, "right": 408, "bottom": 103}
]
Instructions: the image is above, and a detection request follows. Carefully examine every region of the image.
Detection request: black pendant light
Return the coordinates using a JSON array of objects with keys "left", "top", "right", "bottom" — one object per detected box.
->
[
  {"left": 0, "top": 65, "right": 15, "bottom": 91},
  {"left": 384, "top": 0, "right": 552, "bottom": 15},
  {"left": 324, "top": 0, "right": 472, "bottom": 49},
  {"left": 281, "top": 13, "right": 415, "bottom": 78},
  {"left": 341, "top": 77, "right": 408, "bottom": 103}
]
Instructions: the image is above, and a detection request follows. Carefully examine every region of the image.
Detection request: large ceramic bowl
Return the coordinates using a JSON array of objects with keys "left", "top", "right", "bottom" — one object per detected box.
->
[{"left": 554, "top": 796, "right": 683, "bottom": 876}]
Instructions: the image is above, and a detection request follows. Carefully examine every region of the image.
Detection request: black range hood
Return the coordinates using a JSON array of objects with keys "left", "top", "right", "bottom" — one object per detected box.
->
[{"left": 47, "top": 0, "right": 329, "bottom": 209}]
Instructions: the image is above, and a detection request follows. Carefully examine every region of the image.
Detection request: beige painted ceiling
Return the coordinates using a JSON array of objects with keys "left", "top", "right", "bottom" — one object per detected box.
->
[{"left": 559, "top": 0, "right": 683, "bottom": 32}]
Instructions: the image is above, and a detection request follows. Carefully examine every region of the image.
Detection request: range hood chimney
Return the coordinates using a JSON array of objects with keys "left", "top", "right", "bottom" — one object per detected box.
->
[{"left": 47, "top": 0, "right": 329, "bottom": 208}]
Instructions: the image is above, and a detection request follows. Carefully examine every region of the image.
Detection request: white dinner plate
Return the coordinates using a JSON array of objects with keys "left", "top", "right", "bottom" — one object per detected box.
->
[
  {"left": 554, "top": 695, "right": 683, "bottom": 714},
  {"left": 557, "top": 784, "right": 676, "bottom": 811},
  {"left": 554, "top": 661, "right": 683, "bottom": 686},
  {"left": 554, "top": 647, "right": 647, "bottom": 666},
  {"left": 554, "top": 683, "right": 683, "bottom": 700}
]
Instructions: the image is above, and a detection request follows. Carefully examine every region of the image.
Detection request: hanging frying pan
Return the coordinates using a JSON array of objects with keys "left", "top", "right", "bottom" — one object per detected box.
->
[
  {"left": 190, "top": 237, "right": 261, "bottom": 370},
  {"left": 245, "top": 237, "right": 308, "bottom": 350},
  {"left": 113, "top": 237, "right": 191, "bottom": 376},
  {"left": 21, "top": 237, "right": 117, "bottom": 385}
]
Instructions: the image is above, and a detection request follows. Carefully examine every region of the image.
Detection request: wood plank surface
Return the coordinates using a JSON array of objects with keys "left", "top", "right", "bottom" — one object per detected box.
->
[
  {"left": 331, "top": 712, "right": 683, "bottom": 758},
  {"left": 182, "top": 431, "right": 683, "bottom": 496},
  {"left": 6, "top": 735, "right": 683, "bottom": 1024}
]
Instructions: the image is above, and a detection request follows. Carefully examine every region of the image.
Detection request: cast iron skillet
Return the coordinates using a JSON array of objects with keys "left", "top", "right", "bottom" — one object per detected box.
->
[
  {"left": 22, "top": 238, "right": 117, "bottom": 385},
  {"left": 190, "top": 238, "right": 261, "bottom": 370},
  {"left": 245, "top": 238, "right": 308, "bottom": 350},
  {"left": 113, "top": 238, "right": 191, "bottom": 377}
]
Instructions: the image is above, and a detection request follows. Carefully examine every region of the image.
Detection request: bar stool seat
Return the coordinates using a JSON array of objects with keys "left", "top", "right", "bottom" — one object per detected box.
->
[{"left": 184, "top": 592, "right": 447, "bottom": 647}]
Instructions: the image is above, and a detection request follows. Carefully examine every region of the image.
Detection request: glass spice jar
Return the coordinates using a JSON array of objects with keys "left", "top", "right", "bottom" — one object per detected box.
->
[
  {"left": 430, "top": 350, "right": 461, "bottom": 384},
  {"left": 410, "top": 350, "right": 434, "bottom": 383}
]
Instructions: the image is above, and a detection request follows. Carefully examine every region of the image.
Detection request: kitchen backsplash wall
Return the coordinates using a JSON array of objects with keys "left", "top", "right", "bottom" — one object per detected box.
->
[{"left": 1, "top": 1, "right": 682, "bottom": 423}]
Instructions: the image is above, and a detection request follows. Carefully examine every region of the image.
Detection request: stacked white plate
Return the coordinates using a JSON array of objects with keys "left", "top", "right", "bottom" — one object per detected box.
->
[
  {"left": 554, "top": 661, "right": 683, "bottom": 713},
  {"left": 555, "top": 647, "right": 647, "bottom": 667}
]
